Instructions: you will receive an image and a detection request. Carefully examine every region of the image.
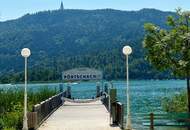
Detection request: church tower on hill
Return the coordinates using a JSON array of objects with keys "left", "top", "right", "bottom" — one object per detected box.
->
[{"left": 60, "top": 2, "right": 64, "bottom": 10}]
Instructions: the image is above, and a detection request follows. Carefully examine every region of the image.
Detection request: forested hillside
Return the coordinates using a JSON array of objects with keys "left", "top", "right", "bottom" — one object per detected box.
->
[{"left": 0, "top": 8, "right": 175, "bottom": 82}]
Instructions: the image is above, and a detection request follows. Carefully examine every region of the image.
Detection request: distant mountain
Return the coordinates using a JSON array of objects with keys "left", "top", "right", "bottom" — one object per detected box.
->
[{"left": 0, "top": 8, "right": 175, "bottom": 82}]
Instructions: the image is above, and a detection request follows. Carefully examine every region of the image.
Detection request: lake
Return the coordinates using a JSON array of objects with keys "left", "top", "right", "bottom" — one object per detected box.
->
[
  {"left": 68, "top": 80, "right": 187, "bottom": 130},
  {"left": 0, "top": 80, "right": 187, "bottom": 129}
]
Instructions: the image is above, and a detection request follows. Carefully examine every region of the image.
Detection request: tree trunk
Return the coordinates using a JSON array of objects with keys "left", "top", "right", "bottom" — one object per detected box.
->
[{"left": 187, "top": 76, "right": 190, "bottom": 112}]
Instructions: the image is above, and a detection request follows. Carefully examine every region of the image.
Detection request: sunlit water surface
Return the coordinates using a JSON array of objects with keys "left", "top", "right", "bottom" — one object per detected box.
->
[{"left": 0, "top": 80, "right": 187, "bottom": 130}]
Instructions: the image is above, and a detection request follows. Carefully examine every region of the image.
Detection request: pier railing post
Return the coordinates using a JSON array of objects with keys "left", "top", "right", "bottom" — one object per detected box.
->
[
  {"left": 104, "top": 83, "right": 108, "bottom": 93},
  {"left": 59, "top": 83, "right": 63, "bottom": 93},
  {"left": 109, "top": 88, "right": 117, "bottom": 125},
  {"left": 150, "top": 113, "right": 154, "bottom": 130},
  {"left": 67, "top": 85, "right": 71, "bottom": 98},
  {"left": 27, "top": 112, "right": 37, "bottom": 129},
  {"left": 96, "top": 84, "right": 101, "bottom": 97},
  {"left": 119, "top": 103, "right": 124, "bottom": 129}
]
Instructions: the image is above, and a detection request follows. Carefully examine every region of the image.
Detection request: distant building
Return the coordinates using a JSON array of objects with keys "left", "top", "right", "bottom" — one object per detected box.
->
[
  {"left": 62, "top": 68, "right": 103, "bottom": 81},
  {"left": 60, "top": 2, "right": 64, "bottom": 10}
]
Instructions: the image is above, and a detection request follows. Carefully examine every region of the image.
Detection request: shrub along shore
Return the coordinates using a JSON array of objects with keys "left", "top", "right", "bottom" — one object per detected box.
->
[
  {"left": 162, "top": 91, "right": 188, "bottom": 112},
  {"left": 0, "top": 87, "right": 58, "bottom": 130}
]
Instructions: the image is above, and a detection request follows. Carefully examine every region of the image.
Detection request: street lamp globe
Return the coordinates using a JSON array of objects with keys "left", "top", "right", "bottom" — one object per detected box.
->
[
  {"left": 21, "top": 48, "right": 31, "bottom": 130},
  {"left": 122, "top": 45, "right": 133, "bottom": 130},
  {"left": 123, "top": 46, "right": 132, "bottom": 55},
  {"left": 21, "top": 48, "right": 31, "bottom": 58}
]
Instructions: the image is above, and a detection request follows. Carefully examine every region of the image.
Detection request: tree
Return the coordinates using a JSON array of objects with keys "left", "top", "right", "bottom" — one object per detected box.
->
[{"left": 143, "top": 9, "right": 190, "bottom": 112}]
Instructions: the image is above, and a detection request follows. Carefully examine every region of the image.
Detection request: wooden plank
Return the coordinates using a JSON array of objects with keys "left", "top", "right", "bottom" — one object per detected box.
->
[{"left": 38, "top": 101, "right": 121, "bottom": 130}]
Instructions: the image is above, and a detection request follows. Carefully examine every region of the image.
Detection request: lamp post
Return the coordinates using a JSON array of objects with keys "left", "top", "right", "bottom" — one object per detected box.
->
[
  {"left": 122, "top": 45, "right": 132, "bottom": 130},
  {"left": 21, "top": 48, "right": 31, "bottom": 130}
]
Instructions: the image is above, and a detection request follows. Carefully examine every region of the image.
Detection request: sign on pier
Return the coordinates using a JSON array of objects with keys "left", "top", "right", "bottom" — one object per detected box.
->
[{"left": 62, "top": 67, "right": 103, "bottom": 81}]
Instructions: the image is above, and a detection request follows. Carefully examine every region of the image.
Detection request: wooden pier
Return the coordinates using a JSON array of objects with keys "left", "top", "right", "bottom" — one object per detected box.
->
[
  {"left": 27, "top": 84, "right": 125, "bottom": 130},
  {"left": 38, "top": 101, "right": 120, "bottom": 130}
]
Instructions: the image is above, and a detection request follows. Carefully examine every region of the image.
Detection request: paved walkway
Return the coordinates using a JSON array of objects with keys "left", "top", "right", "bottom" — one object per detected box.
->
[{"left": 38, "top": 100, "right": 120, "bottom": 130}]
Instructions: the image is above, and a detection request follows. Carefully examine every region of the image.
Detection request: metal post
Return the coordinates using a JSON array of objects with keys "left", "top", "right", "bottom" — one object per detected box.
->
[
  {"left": 96, "top": 84, "right": 100, "bottom": 97},
  {"left": 101, "top": 80, "right": 104, "bottom": 94},
  {"left": 104, "top": 83, "right": 108, "bottom": 93},
  {"left": 150, "top": 113, "right": 154, "bottom": 130},
  {"left": 60, "top": 83, "right": 64, "bottom": 105},
  {"left": 59, "top": 83, "right": 63, "bottom": 93},
  {"left": 23, "top": 57, "right": 28, "bottom": 130},
  {"left": 126, "top": 55, "right": 132, "bottom": 130},
  {"left": 122, "top": 45, "right": 132, "bottom": 130},
  {"left": 121, "top": 103, "right": 125, "bottom": 129},
  {"left": 110, "top": 89, "right": 117, "bottom": 125},
  {"left": 67, "top": 85, "right": 71, "bottom": 98},
  {"left": 109, "top": 94, "right": 111, "bottom": 125}
]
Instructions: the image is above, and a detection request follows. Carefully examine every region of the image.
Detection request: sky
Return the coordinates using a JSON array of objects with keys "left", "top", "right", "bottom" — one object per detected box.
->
[{"left": 0, "top": 0, "right": 190, "bottom": 21}]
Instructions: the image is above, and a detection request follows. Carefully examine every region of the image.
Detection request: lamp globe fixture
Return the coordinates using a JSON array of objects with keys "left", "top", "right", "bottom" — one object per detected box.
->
[
  {"left": 123, "top": 46, "right": 132, "bottom": 55},
  {"left": 21, "top": 48, "right": 31, "bottom": 58}
]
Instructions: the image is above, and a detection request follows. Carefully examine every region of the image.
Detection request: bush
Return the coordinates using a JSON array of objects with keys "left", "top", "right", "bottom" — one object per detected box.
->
[
  {"left": 0, "top": 118, "right": 4, "bottom": 129},
  {"left": 2, "top": 112, "right": 22, "bottom": 130},
  {"left": 162, "top": 91, "right": 188, "bottom": 112},
  {"left": 0, "top": 86, "right": 57, "bottom": 130}
]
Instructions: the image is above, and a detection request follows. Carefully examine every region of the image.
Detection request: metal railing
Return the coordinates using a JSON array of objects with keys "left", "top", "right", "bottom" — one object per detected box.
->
[
  {"left": 102, "top": 92, "right": 110, "bottom": 111},
  {"left": 28, "top": 91, "right": 67, "bottom": 129},
  {"left": 28, "top": 83, "right": 125, "bottom": 130},
  {"left": 101, "top": 87, "right": 125, "bottom": 130},
  {"left": 142, "top": 113, "right": 190, "bottom": 130}
]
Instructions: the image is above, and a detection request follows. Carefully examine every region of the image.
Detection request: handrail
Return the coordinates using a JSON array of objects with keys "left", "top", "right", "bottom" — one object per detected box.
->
[
  {"left": 63, "top": 95, "right": 105, "bottom": 103},
  {"left": 101, "top": 92, "right": 110, "bottom": 111},
  {"left": 28, "top": 91, "right": 67, "bottom": 129},
  {"left": 142, "top": 113, "right": 190, "bottom": 130},
  {"left": 28, "top": 83, "right": 125, "bottom": 130},
  {"left": 101, "top": 89, "right": 124, "bottom": 129}
]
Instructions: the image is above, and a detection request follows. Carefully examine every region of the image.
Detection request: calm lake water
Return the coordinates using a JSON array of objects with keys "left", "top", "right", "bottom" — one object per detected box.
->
[{"left": 0, "top": 80, "right": 187, "bottom": 130}]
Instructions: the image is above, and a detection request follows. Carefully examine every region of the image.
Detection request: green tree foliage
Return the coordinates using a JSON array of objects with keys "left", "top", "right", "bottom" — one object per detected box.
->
[
  {"left": 143, "top": 9, "right": 190, "bottom": 111},
  {"left": 0, "top": 9, "right": 175, "bottom": 82}
]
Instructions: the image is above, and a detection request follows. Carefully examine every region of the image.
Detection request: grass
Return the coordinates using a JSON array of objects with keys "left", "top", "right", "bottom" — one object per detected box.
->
[{"left": 0, "top": 86, "right": 58, "bottom": 130}]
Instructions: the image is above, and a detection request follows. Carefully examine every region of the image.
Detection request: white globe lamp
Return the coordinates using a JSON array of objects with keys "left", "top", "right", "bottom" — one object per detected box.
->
[
  {"left": 21, "top": 48, "right": 31, "bottom": 58},
  {"left": 123, "top": 46, "right": 132, "bottom": 55}
]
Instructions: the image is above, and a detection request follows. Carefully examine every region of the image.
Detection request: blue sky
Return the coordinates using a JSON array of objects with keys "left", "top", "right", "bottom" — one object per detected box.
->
[{"left": 0, "top": 0, "right": 189, "bottom": 21}]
